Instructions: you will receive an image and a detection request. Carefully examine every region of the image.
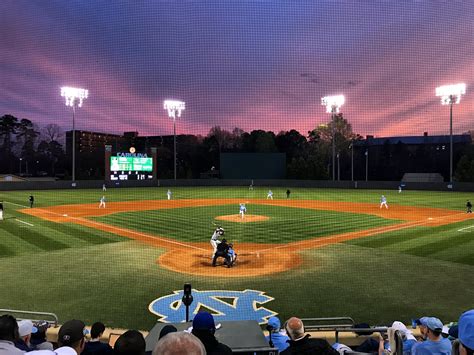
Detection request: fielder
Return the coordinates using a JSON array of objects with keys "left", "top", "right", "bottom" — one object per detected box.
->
[
  {"left": 267, "top": 190, "right": 273, "bottom": 200},
  {"left": 380, "top": 195, "right": 388, "bottom": 209},
  {"left": 239, "top": 203, "right": 247, "bottom": 219},
  {"left": 210, "top": 226, "right": 224, "bottom": 259},
  {"left": 0, "top": 202, "right": 4, "bottom": 221},
  {"left": 102, "top": 183, "right": 107, "bottom": 192},
  {"left": 167, "top": 189, "right": 172, "bottom": 200},
  {"left": 99, "top": 196, "right": 106, "bottom": 208}
]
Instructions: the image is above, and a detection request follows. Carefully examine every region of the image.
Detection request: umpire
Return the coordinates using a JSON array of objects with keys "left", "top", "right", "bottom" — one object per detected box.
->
[{"left": 212, "top": 239, "right": 232, "bottom": 268}]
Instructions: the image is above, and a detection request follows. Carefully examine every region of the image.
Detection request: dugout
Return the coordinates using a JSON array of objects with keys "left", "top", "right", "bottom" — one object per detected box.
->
[{"left": 220, "top": 153, "right": 286, "bottom": 179}]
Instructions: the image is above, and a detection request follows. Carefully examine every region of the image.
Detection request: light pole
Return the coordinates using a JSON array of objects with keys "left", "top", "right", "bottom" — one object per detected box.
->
[
  {"left": 336, "top": 152, "right": 340, "bottom": 181},
  {"left": 322, "top": 95, "right": 345, "bottom": 181},
  {"left": 365, "top": 149, "right": 368, "bottom": 182},
  {"left": 435, "top": 83, "right": 466, "bottom": 183},
  {"left": 19, "top": 157, "right": 23, "bottom": 175},
  {"left": 350, "top": 141, "right": 354, "bottom": 182},
  {"left": 164, "top": 100, "right": 185, "bottom": 180},
  {"left": 61, "top": 86, "right": 88, "bottom": 182}
]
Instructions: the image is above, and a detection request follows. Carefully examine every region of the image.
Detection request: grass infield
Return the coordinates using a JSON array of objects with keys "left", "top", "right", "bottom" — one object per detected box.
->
[{"left": 0, "top": 187, "right": 473, "bottom": 330}]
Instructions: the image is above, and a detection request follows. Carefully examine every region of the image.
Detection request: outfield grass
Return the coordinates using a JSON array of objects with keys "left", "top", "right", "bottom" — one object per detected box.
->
[{"left": 0, "top": 186, "right": 473, "bottom": 329}]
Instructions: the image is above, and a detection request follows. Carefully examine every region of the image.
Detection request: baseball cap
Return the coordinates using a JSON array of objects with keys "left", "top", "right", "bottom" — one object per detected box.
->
[
  {"left": 58, "top": 320, "right": 86, "bottom": 346},
  {"left": 18, "top": 320, "right": 38, "bottom": 337},
  {"left": 192, "top": 312, "right": 215, "bottom": 331},
  {"left": 459, "top": 309, "right": 474, "bottom": 350},
  {"left": 268, "top": 316, "right": 281, "bottom": 330},
  {"left": 425, "top": 317, "right": 443, "bottom": 331},
  {"left": 159, "top": 325, "right": 177, "bottom": 339},
  {"left": 415, "top": 317, "right": 429, "bottom": 326}
]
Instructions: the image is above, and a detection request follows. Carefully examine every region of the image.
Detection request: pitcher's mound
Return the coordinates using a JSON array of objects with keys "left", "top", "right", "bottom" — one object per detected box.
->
[{"left": 215, "top": 214, "right": 269, "bottom": 223}]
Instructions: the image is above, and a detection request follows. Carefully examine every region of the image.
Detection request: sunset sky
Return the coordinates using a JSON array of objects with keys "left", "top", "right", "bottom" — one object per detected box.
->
[{"left": 1, "top": 1, "right": 473, "bottom": 138}]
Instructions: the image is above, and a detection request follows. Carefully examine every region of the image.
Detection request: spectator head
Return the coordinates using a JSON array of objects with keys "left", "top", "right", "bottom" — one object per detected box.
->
[
  {"left": 192, "top": 312, "right": 216, "bottom": 335},
  {"left": 391, "top": 321, "right": 416, "bottom": 341},
  {"left": 17, "top": 319, "right": 37, "bottom": 343},
  {"left": 158, "top": 325, "right": 177, "bottom": 340},
  {"left": 416, "top": 317, "right": 430, "bottom": 338},
  {"left": 284, "top": 317, "right": 305, "bottom": 341},
  {"left": 91, "top": 322, "right": 106, "bottom": 340},
  {"left": 459, "top": 310, "right": 474, "bottom": 355},
  {"left": 152, "top": 332, "right": 205, "bottom": 355},
  {"left": 114, "top": 330, "right": 146, "bottom": 355},
  {"left": 58, "top": 319, "right": 87, "bottom": 353},
  {"left": 424, "top": 317, "right": 443, "bottom": 339},
  {"left": 31, "top": 320, "right": 49, "bottom": 343},
  {"left": 267, "top": 317, "right": 282, "bottom": 333},
  {"left": 0, "top": 314, "right": 19, "bottom": 342}
]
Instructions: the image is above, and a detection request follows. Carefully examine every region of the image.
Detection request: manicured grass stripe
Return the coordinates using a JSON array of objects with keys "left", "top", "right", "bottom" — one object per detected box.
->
[
  {"left": 0, "top": 221, "right": 67, "bottom": 251},
  {"left": 43, "top": 221, "right": 124, "bottom": 245},
  {"left": 402, "top": 233, "right": 473, "bottom": 257},
  {"left": 0, "top": 243, "right": 15, "bottom": 257},
  {"left": 456, "top": 253, "right": 474, "bottom": 266}
]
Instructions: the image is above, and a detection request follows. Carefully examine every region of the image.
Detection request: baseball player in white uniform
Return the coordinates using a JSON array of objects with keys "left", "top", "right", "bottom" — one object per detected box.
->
[
  {"left": 267, "top": 190, "right": 273, "bottom": 199},
  {"left": 167, "top": 189, "right": 172, "bottom": 200},
  {"left": 0, "top": 202, "right": 4, "bottom": 221},
  {"left": 210, "top": 227, "right": 224, "bottom": 259},
  {"left": 99, "top": 196, "right": 106, "bottom": 208},
  {"left": 239, "top": 203, "right": 247, "bottom": 219},
  {"left": 380, "top": 195, "right": 388, "bottom": 209},
  {"left": 102, "top": 183, "right": 107, "bottom": 192}
]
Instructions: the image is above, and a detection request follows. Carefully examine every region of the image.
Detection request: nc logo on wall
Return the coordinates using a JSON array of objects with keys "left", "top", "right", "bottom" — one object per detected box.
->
[{"left": 148, "top": 289, "right": 276, "bottom": 324}]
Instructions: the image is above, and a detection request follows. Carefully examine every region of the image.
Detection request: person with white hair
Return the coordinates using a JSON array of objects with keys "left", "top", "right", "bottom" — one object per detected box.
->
[
  {"left": 389, "top": 321, "right": 417, "bottom": 354},
  {"left": 152, "top": 331, "right": 206, "bottom": 355},
  {"left": 281, "top": 317, "right": 338, "bottom": 355}
]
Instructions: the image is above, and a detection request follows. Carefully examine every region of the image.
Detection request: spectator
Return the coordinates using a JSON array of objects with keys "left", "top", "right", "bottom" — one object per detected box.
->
[
  {"left": 265, "top": 316, "right": 289, "bottom": 353},
  {"left": 57, "top": 319, "right": 88, "bottom": 354},
  {"left": 114, "top": 330, "right": 146, "bottom": 355},
  {"left": 152, "top": 332, "right": 205, "bottom": 355},
  {"left": 83, "top": 322, "right": 113, "bottom": 355},
  {"left": 0, "top": 314, "right": 23, "bottom": 355},
  {"left": 390, "top": 321, "right": 417, "bottom": 354},
  {"left": 411, "top": 317, "right": 451, "bottom": 355},
  {"left": 458, "top": 310, "right": 474, "bottom": 355},
  {"left": 158, "top": 325, "right": 177, "bottom": 340},
  {"left": 15, "top": 319, "right": 37, "bottom": 351},
  {"left": 281, "top": 317, "right": 338, "bottom": 355},
  {"left": 30, "top": 321, "right": 54, "bottom": 351},
  {"left": 191, "top": 312, "right": 232, "bottom": 354}
]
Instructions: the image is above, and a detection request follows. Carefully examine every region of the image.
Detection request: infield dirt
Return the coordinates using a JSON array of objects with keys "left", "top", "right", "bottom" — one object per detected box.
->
[{"left": 21, "top": 199, "right": 473, "bottom": 278}]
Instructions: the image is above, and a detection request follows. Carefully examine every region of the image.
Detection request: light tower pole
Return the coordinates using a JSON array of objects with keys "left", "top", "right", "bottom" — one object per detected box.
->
[
  {"left": 61, "top": 86, "right": 88, "bottom": 183},
  {"left": 365, "top": 149, "right": 369, "bottom": 182},
  {"left": 322, "top": 95, "right": 345, "bottom": 181},
  {"left": 164, "top": 100, "right": 185, "bottom": 180},
  {"left": 435, "top": 83, "right": 466, "bottom": 183}
]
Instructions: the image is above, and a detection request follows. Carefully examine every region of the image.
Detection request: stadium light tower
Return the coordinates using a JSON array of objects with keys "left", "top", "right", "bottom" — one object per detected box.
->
[
  {"left": 61, "top": 86, "right": 88, "bottom": 183},
  {"left": 435, "top": 83, "right": 466, "bottom": 183},
  {"left": 164, "top": 100, "right": 185, "bottom": 180},
  {"left": 321, "top": 95, "right": 345, "bottom": 181}
]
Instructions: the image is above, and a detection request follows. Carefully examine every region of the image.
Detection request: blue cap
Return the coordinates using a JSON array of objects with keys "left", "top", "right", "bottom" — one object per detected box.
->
[
  {"left": 416, "top": 317, "right": 429, "bottom": 326},
  {"left": 459, "top": 310, "right": 474, "bottom": 350},
  {"left": 425, "top": 317, "right": 443, "bottom": 331},
  {"left": 192, "top": 312, "right": 215, "bottom": 330},
  {"left": 268, "top": 317, "right": 281, "bottom": 330}
]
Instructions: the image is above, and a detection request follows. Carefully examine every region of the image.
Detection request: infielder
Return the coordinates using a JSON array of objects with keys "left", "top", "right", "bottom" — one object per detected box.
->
[
  {"left": 99, "top": 196, "right": 106, "bottom": 208},
  {"left": 167, "top": 189, "right": 172, "bottom": 200},
  {"left": 210, "top": 226, "right": 224, "bottom": 259},
  {"left": 380, "top": 195, "right": 388, "bottom": 209},
  {"left": 239, "top": 203, "right": 247, "bottom": 219},
  {"left": 267, "top": 190, "right": 273, "bottom": 200}
]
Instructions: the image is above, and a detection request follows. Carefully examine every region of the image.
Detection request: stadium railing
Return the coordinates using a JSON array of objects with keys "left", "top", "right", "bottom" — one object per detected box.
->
[{"left": 0, "top": 308, "right": 58, "bottom": 327}]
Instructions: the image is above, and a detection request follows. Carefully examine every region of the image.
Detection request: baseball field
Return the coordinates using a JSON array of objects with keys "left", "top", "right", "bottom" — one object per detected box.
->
[{"left": 1, "top": 186, "right": 473, "bottom": 330}]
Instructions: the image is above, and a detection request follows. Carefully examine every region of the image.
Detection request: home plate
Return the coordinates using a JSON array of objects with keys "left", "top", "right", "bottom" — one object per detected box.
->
[
  {"left": 428, "top": 217, "right": 433, "bottom": 220},
  {"left": 63, "top": 214, "right": 68, "bottom": 217}
]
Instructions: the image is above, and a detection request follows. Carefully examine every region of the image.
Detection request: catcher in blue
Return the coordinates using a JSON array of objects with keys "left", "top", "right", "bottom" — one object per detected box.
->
[
  {"left": 239, "top": 203, "right": 247, "bottom": 219},
  {"left": 210, "top": 226, "right": 225, "bottom": 260}
]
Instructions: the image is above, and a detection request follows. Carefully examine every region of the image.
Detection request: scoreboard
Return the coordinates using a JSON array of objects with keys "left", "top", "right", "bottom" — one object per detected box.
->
[{"left": 110, "top": 155, "right": 154, "bottom": 181}]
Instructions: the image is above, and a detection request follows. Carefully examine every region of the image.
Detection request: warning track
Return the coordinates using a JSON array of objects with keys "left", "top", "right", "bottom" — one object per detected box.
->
[{"left": 21, "top": 199, "right": 473, "bottom": 278}]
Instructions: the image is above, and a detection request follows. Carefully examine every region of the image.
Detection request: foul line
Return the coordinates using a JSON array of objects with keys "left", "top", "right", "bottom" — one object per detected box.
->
[
  {"left": 8, "top": 201, "right": 206, "bottom": 252},
  {"left": 458, "top": 225, "right": 474, "bottom": 232},
  {"left": 16, "top": 219, "right": 34, "bottom": 227}
]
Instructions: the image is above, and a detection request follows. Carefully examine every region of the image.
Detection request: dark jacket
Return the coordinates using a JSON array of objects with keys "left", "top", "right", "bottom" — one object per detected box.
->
[
  {"left": 281, "top": 334, "right": 338, "bottom": 355},
  {"left": 192, "top": 329, "right": 232, "bottom": 355},
  {"left": 82, "top": 340, "right": 114, "bottom": 355}
]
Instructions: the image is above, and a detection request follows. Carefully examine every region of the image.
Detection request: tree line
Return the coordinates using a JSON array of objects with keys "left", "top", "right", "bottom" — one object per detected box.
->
[{"left": 1, "top": 113, "right": 473, "bottom": 181}]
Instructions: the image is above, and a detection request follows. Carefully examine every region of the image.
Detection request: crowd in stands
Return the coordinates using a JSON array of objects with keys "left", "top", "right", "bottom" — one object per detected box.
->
[{"left": 0, "top": 309, "right": 473, "bottom": 355}]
